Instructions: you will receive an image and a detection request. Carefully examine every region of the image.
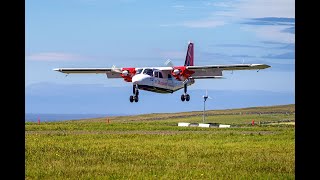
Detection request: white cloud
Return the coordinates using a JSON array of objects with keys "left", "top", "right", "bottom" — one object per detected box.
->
[
  {"left": 162, "top": 0, "right": 294, "bottom": 43},
  {"left": 205, "top": 1, "right": 235, "bottom": 8},
  {"left": 182, "top": 20, "right": 226, "bottom": 28},
  {"left": 208, "top": 0, "right": 294, "bottom": 19},
  {"left": 172, "top": 5, "right": 185, "bottom": 10},
  {"left": 235, "top": 0, "right": 295, "bottom": 18},
  {"left": 26, "top": 52, "right": 84, "bottom": 61},
  {"left": 160, "top": 20, "right": 225, "bottom": 28},
  {"left": 159, "top": 24, "right": 171, "bottom": 27},
  {"left": 241, "top": 25, "right": 295, "bottom": 43},
  {"left": 213, "top": 0, "right": 295, "bottom": 43}
]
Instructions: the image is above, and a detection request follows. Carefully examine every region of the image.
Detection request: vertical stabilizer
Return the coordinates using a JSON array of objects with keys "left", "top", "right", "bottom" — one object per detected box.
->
[{"left": 184, "top": 41, "right": 194, "bottom": 66}]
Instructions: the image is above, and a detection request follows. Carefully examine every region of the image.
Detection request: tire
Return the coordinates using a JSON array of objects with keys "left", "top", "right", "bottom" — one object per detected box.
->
[
  {"left": 186, "top": 94, "right": 190, "bottom": 101},
  {"left": 134, "top": 96, "right": 139, "bottom": 102},
  {"left": 181, "top": 94, "right": 185, "bottom": 101},
  {"left": 130, "top": 95, "right": 134, "bottom": 102}
]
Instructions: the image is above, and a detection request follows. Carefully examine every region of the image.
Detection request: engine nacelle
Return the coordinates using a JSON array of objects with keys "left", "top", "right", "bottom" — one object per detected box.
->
[
  {"left": 171, "top": 66, "right": 194, "bottom": 81},
  {"left": 122, "top": 70, "right": 129, "bottom": 76},
  {"left": 173, "top": 69, "right": 181, "bottom": 75},
  {"left": 121, "top": 68, "right": 136, "bottom": 82}
]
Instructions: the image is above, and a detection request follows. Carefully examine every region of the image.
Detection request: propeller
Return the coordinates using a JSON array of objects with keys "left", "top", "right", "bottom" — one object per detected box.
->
[
  {"left": 164, "top": 59, "right": 174, "bottom": 67},
  {"left": 111, "top": 65, "right": 122, "bottom": 73},
  {"left": 111, "top": 65, "right": 131, "bottom": 76}
]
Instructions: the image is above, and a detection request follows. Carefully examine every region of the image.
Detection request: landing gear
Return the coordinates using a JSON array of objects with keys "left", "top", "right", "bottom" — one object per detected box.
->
[
  {"left": 181, "top": 94, "right": 185, "bottom": 101},
  {"left": 130, "top": 84, "right": 139, "bottom": 103},
  {"left": 181, "top": 94, "right": 190, "bottom": 102},
  {"left": 130, "top": 95, "right": 134, "bottom": 102},
  {"left": 181, "top": 82, "right": 190, "bottom": 102},
  {"left": 186, "top": 94, "right": 190, "bottom": 101}
]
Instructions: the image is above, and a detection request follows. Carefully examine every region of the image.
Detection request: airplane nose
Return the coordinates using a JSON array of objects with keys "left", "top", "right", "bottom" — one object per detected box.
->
[
  {"left": 132, "top": 74, "right": 143, "bottom": 85},
  {"left": 132, "top": 74, "right": 149, "bottom": 85}
]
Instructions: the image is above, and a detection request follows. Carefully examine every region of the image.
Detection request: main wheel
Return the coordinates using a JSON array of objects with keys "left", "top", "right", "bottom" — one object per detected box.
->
[
  {"left": 181, "top": 94, "right": 185, "bottom": 101},
  {"left": 186, "top": 94, "right": 190, "bottom": 101},
  {"left": 130, "top": 95, "right": 134, "bottom": 102},
  {"left": 134, "top": 96, "right": 139, "bottom": 102}
]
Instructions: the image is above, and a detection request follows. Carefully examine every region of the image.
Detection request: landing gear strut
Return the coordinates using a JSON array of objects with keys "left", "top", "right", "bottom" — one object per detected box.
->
[
  {"left": 181, "top": 83, "right": 190, "bottom": 102},
  {"left": 130, "top": 84, "right": 139, "bottom": 103}
]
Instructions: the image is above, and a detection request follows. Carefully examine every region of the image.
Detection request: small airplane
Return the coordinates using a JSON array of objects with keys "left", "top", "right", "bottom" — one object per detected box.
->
[{"left": 53, "top": 42, "right": 270, "bottom": 103}]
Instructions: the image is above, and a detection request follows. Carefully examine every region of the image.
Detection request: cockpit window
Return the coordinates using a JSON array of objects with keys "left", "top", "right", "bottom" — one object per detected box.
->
[
  {"left": 158, "top": 72, "right": 163, "bottom": 78},
  {"left": 136, "top": 69, "right": 143, "bottom": 74},
  {"left": 143, "top": 68, "right": 153, "bottom": 76}
]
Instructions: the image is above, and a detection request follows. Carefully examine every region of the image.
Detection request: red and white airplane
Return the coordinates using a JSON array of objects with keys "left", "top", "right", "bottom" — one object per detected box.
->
[{"left": 54, "top": 42, "right": 270, "bottom": 103}]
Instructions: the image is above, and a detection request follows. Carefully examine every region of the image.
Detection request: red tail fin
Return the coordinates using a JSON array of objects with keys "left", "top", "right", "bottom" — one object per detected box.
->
[{"left": 184, "top": 41, "right": 194, "bottom": 66}]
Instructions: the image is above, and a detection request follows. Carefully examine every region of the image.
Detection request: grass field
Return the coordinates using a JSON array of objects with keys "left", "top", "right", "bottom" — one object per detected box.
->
[{"left": 25, "top": 104, "right": 295, "bottom": 179}]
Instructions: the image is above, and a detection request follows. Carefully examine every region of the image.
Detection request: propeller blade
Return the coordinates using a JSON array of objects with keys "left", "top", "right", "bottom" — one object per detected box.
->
[
  {"left": 164, "top": 59, "right": 174, "bottom": 67},
  {"left": 111, "top": 65, "right": 122, "bottom": 73}
]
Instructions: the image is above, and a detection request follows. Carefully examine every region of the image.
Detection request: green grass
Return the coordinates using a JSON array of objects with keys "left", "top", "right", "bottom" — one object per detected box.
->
[{"left": 26, "top": 104, "right": 295, "bottom": 179}]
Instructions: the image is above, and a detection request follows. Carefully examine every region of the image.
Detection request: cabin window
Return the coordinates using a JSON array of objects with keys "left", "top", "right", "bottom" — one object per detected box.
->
[
  {"left": 159, "top": 72, "right": 163, "bottom": 78},
  {"left": 154, "top": 71, "right": 158, "bottom": 78},
  {"left": 168, "top": 74, "right": 172, "bottom": 79},
  {"left": 143, "top": 68, "right": 153, "bottom": 76}
]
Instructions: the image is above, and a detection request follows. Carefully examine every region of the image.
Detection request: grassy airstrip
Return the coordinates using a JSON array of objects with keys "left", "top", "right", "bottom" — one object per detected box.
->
[{"left": 26, "top": 104, "right": 295, "bottom": 179}]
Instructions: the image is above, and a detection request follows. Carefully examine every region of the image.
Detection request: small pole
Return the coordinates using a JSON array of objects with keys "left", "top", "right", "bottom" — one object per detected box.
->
[
  {"left": 38, "top": 117, "right": 40, "bottom": 125},
  {"left": 252, "top": 120, "right": 255, "bottom": 126},
  {"left": 106, "top": 118, "right": 110, "bottom": 124},
  {"left": 203, "top": 99, "right": 205, "bottom": 123}
]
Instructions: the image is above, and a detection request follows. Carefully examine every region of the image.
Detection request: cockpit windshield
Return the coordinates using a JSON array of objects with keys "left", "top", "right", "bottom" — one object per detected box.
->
[
  {"left": 136, "top": 68, "right": 143, "bottom": 74},
  {"left": 143, "top": 68, "right": 153, "bottom": 76}
]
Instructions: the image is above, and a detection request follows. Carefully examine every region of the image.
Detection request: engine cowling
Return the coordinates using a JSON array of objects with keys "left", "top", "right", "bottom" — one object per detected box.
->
[
  {"left": 173, "top": 69, "right": 181, "bottom": 75},
  {"left": 121, "top": 68, "right": 136, "bottom": 82},
  {"left": 171, "top": 66, "right": 194, "bottom": 81},
  {"left": 122, "top": 70, "right": 129, "bottom": 76}
]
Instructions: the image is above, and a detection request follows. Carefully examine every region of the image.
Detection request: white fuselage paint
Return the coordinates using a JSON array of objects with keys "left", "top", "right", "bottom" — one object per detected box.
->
[{"left": 132, "top": 68, "right": 194, "bottom": 94}]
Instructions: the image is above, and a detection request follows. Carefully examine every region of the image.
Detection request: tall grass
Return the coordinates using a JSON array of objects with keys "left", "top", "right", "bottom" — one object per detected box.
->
[{"left": 26, "top": 105, "right": 295, "bottom": 179}]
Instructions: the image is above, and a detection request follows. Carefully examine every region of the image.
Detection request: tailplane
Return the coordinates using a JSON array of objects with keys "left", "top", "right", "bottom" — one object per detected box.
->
[{"left": 184, "top": 41, "right": 194, "bottom": 66}]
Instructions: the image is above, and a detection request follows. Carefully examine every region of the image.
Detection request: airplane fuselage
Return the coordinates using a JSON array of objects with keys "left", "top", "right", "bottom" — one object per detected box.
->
[{"left": 132, "top": 68, "right": 195, "bottom": 94}]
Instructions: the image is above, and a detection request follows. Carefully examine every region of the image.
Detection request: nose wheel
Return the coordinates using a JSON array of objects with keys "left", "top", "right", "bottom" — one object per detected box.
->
[
  {"left": 130, "top": 84, "right": 139, "bottom": 103},
  {"left": 181, "top": 82, "right": 190, "bottom": 102}
]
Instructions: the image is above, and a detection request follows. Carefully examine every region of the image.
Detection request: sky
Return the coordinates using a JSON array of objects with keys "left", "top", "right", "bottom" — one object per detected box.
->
[{"left": 25, "top": 0, "right": 295, "bottom": 115}]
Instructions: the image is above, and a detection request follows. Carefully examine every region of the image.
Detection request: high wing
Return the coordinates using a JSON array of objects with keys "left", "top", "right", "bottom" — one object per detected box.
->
[
  {"left": 53, "top": 67, "right": 123, "bottom": 78},
  {"left": 54, "top": 63, "right": 270, "bottom": 80},
  {"left": 185, "top": 64, "right": 270, "bottom": 79}
]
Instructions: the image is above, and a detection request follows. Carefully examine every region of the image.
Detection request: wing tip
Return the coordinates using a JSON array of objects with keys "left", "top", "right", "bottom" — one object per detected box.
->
[
  {"left": 251, "top": 64, "right": 271, "bottom": 69},
  {"left": 53, "top": 68, "right": 61, "bottom": 72}
]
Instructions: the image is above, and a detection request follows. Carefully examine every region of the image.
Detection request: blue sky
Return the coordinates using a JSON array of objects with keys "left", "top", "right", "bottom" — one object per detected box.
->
[{"left": 26, "top": 0, "right": 295, "bottom": 114}]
